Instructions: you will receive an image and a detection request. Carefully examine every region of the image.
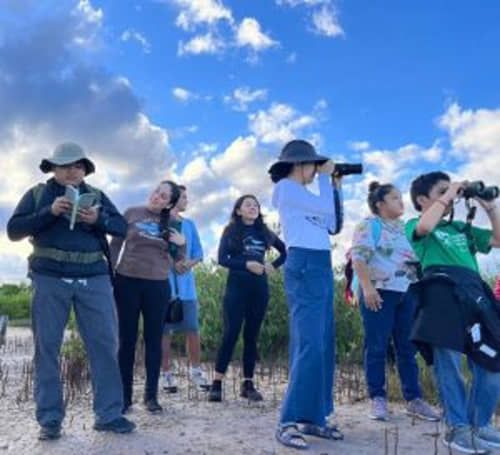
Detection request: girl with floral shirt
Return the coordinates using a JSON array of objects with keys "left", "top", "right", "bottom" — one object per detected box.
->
[{"left": 351, "top": 181, "right": 438, "bottom": 422}]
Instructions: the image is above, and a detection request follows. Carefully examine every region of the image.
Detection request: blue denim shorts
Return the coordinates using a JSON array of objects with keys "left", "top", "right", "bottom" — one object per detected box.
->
[{"left": 163, "top": 299, "right": 199, "bottom": 334}]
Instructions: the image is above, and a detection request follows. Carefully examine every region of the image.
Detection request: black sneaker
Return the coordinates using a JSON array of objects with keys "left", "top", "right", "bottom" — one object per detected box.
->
[
  {"left": 240, "top": 380, "right": 263, "bottom": 402},
  {"left": 38, "top": 422, "right": 61, "bottom": 441},
  {"left": 93, "top": 416, "right": 136, "bottom": 434},
  {"left": 144, "top": 398, "right": 163, "bottom": 414},
  {"left": 208, "top": 380, "right": 222, "bottom": 402}
]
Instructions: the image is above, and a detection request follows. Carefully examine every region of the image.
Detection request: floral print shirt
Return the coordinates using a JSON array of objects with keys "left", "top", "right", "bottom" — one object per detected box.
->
[{"left": 351, "top": 216, "right": 418, "bottom": 293}]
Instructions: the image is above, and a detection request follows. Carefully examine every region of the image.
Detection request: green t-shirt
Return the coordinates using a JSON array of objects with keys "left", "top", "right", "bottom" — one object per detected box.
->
[{"left": 405, "top": 218, "right": 492, "bottom": 272}]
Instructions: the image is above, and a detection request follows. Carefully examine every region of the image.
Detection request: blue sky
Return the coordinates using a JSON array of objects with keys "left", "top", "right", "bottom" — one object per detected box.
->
[{"left": 1, "top": 0, "right": 500, "bottom": 282}]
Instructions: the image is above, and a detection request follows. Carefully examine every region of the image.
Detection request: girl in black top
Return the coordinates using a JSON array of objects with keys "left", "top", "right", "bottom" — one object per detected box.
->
[{"left": 208, "top": 195, "right": 286, "bottom": 402}]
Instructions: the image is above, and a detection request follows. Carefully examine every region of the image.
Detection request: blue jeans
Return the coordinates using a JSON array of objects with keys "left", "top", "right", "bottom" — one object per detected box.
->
[
  {"left": 31, "top": 273, "right": 123, "bottom": 426},
  {"left": 433, "top": 347, "right": 500, "bottom": 427},
  {"left": 360, "top": 289, "right": 421, "bottom": 401},
  {"left": 279, "top": 248, "right": 335, "bottom": 427}
]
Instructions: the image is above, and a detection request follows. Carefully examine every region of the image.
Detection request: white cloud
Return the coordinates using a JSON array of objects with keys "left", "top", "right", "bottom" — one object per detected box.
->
[
  {"left": 121, "top": 29, "right": 151, "bottom": 54},
  {"left": 0, "top": 234, "right": 32, "bottom": 284},
  {"left": 248, "top": 102, "right": 317, "bottom": 145},
  {"left": 277, "top": 0, "right": 344, "bottom": 39},
  {"left": 235, "top": 18, "right": 278, "bottom": 52},
  {"left": 178, "top": 32, "right": 225, "bottom": 55},
  {"left": 286, "top": 52, "right": 297, "bottom": 63},
  {"left": 75, "top": 0, "right": 103, "bottom": 25},
  {"left": 210, "top": 136, "right": 269, "bottom": 194},
  {"left": 173, "top": 135, "right": 275, "bottom": 238},
  {"left": 166, "top": 2, "right": 277, "bottom": 59},
  {"left": 171, "top": 87, "right": 212, "bottom": 103},
  {"left": 224, "top": 87, "right": 268, "bottom": 111},
  {"left": 311, "top": 6, "right": 344, "bottom": 37},
  {"left": 169, "top": 0, "right": 233, "bottom": 31},
  {"left": 72, "top": 0, "right": 103, "bottom": 48},
  {"left": 172, "top": 87, "right": 197, "bottom": 102},
  {"left": 438, "top": 102, "right": 500, "bottom": 184},
  {"left": 0, "top": 0, "right": 175, "bottom": 282},
  {"left": 313, "top": 98, "right": 328, "bottom": 112},
  {"left": 348, "top": 140, "right": 371, "bottom": 151},
  {"left": 193, "top": 142, "right": 218, "bottom": 156}
]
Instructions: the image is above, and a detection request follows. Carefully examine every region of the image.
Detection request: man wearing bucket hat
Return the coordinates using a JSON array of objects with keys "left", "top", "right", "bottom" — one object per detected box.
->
[
  {"left": 7, "top": 142, "right": 135, "bottom": 440},
  {"left": 270, "top": 139, "right": 344, "bottom": 450}
]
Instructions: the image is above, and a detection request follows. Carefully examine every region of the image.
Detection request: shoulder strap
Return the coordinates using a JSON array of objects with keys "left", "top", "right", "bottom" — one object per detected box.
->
[
  {"left": 31, "top": 183, "right": 47, "bottom": 210},
  {"left": 370, "top": 216, "right": 383, "bottom": 247}
]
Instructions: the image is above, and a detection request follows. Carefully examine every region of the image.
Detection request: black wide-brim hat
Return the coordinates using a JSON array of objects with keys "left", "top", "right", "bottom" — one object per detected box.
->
[
  {"left": 40, "top": 142, "right": 95, "bottom": 175},
  {"left": 268, "top": 139, "right": 328, "bottom": 177}
]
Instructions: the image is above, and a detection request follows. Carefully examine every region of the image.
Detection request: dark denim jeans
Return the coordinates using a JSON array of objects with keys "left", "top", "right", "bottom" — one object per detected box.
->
[
  {"left": 279, "top": 247, "right": 335, "bottom": 427},
  {"left": 359, "top": 289, "right": 421, "bottom": 401}
]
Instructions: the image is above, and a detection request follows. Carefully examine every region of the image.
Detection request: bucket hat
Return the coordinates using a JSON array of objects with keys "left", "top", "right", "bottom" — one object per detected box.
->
[
  {"left": 39, "top": 142, "right": 95, "bottom": 175},
  {"left": 268, "top": 139, "right": 328, "bottom": 181}
]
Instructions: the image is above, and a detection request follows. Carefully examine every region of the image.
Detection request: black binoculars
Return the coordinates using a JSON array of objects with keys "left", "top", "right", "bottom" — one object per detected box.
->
[{"left": 461, "top": 181, "right": 499, "bottom": 201}]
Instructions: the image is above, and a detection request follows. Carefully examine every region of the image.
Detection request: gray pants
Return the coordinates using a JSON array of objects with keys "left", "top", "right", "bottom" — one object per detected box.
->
[{"left": 31, "top": 272, "right": 123, "bottom": 426}]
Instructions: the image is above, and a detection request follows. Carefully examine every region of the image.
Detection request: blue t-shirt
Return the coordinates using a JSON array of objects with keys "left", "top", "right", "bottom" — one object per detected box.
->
[{"left": 168, "top": 218, "right": 203, "bottom": 300}]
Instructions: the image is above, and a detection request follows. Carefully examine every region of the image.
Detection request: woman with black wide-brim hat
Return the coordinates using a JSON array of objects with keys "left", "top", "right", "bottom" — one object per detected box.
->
[{"left": 270, "top": 139, "right": 344, "bottom": 450}]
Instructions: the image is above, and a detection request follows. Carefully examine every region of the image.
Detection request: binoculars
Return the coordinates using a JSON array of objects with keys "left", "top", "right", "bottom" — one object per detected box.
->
[{"left": 461, "top": 181, "right": 499, "bottom": 201}]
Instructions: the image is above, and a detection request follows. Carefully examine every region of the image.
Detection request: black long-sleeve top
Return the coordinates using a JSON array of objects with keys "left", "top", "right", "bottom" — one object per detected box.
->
[
  {"left": 7, "top": 178, "right": 127, "bottom": 277},
  {"left": 217, "top": 223, "right": 286, "bottom": 273}
]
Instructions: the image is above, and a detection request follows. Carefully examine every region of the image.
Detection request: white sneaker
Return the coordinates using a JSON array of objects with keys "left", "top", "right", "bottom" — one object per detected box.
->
[
  {"left": 476, "top": 426, "right": 500, "bottom": 449},
  {"left": 162, "top": 371, "right": 178, "bottom": 393},
  {"left": 189, "top": 366, "right": 209, "bottom": 390}
]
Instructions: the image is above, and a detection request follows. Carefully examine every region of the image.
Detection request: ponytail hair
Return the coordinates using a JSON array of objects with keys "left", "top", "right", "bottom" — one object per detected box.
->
[
  {"left": 159, "top": 180, "right": 181, "bottom": 240},
  {"left": 367, "top": 181, "right": 396, "bottom": 215}
]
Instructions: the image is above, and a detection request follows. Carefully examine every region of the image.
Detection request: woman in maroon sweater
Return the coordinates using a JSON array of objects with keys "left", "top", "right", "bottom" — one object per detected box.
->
[{"left": 110, "top": 180, "right": 186, "bottom": 414}]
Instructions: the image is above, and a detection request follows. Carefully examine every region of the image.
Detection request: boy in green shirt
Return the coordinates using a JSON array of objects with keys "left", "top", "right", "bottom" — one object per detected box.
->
[{"left": 406, "top": 171, "right": 500, "bottom": 454}]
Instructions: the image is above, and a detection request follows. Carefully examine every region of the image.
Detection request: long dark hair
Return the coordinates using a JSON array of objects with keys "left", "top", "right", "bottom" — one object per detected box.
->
[
  {"left": 222, "top": 195, "right": 274, "bottom": 253},
  {"left": 158, "top": 180, "right": 181, "bottom": 240}
]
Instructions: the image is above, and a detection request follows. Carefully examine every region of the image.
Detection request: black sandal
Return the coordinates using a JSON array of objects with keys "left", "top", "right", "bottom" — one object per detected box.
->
[
  {"left": 275, "top": 424, "right": 309, "bottom": 450},
  {"left": 299, "top": 423, "right": 344, "bottom": 440}
]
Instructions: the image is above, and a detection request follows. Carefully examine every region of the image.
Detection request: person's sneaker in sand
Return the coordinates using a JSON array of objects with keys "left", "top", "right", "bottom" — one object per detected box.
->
[
  {"left": 443, "top": 426, "right": 490, "bottom": 454},
  {"left": 369, "top": 397, "right": 389, "bottom": 421},
  {"left": 189, "top": 366, "right": 209, "bottom": 391},
  {"left": 475, "top": 426, "right": 500, "bottom": 449},
  {"left": 38, "top": 422, "right": 61, "bottom": 441},
  {"left": 162, "top": 371, "right": 178, "bottom": 393},
  {"left": 406, "top": 398, "right": 440, "bottom": 421},
  {"left": 93, "top": 416, "right": 136, "bottom": 434}
]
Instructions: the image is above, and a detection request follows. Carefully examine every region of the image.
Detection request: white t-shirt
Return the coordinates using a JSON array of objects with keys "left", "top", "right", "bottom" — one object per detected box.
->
[{"left": 272, "top": 174, "right": 339, "bottom": 251}]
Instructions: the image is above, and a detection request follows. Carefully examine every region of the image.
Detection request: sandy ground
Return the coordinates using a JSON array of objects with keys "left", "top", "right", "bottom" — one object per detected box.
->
[{"left": 1, "top": 327, "right": 499, "bottom": 455}]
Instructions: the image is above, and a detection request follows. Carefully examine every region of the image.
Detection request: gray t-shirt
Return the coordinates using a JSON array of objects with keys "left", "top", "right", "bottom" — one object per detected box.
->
[{"left": 110, "top": 206, "right": 184, "bottom": 281}]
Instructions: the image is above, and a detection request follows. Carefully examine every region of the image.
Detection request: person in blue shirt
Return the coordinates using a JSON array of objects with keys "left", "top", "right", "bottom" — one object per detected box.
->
[{"left": 161, "top": 185, "right": 208, "bottom": 392}]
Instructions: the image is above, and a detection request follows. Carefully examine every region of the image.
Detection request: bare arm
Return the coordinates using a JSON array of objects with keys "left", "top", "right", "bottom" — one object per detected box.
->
[
  {"left": 415, "top": 182, "right": 465, "bottom": 237},
  {"left": 477, "top": 199, "right": 500, "bottom": 247},
  {"left": 352, "top": 260, "right": 383, "bottom": 311}
]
